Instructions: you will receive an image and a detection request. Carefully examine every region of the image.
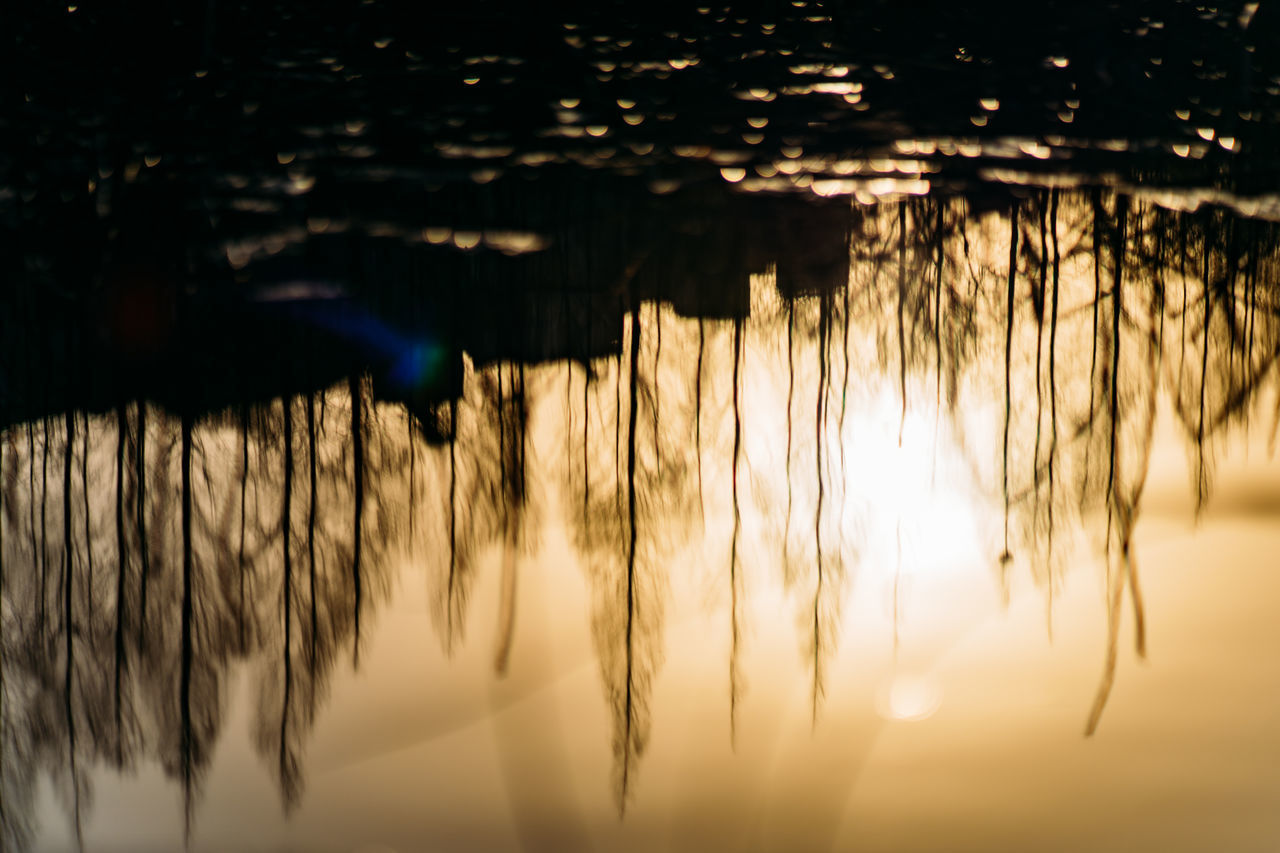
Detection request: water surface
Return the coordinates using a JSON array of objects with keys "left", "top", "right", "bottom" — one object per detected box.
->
[{"left": 5, "top": 3, "right": 1280, "bottom": 851}]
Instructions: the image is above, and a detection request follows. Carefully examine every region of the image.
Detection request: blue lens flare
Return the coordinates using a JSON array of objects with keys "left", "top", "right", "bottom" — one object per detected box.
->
[
  {"left": 387, "top": 338, "right": 448, "bottom": 393},
  {"left": 265, "top": 292, "right": 448, "bottom": 393}
]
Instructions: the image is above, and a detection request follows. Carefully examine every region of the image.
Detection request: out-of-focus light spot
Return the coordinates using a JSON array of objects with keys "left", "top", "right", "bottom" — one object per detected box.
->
[
  {"left": 518, "top": 151, "right": 556, "bottom": 166},
  {"left": 720, "top": 167, "right": 746, "bottom": 183},
  {"left": 623, "top": 114, "right": 644, "bottom": 126},
  {"left": 1050, "top": 56, "right": 1069, "bottom": 68},
  {"left": 194, "top": 69, "right": 208, "bottom": 78},
  {"left": 1018, "top": 140, "right": 1052, "bottom": 159},
  {"left": 877, "top": 675, "right": 941, "bottom": 722},
  {"left": 586, "top": 125, "right": 609, "bottom": 137},
  {"left": 374, "top": 37, "right": 392, "bottom": 48},
  {"left": 755, "top": 163, "right": 779, "bottom": 177},
  {"left": 811, "top": 179, "right": 855, "bottom": 196},
  {"left": 1066, "top": 98, "right": 1080, "bottom": 109},
  {"left": 227, "top": 247, "right": 251, "bottom": 269},
  {"left": 781, "top": 145, "right": 803, "bottom": 158},
  {"left": 1175, "top": 109, "right": 1191, "bottom": 120},
  {"left": 872, "top": 177, "right": 929, "bottom": 196},
  {"left": 748, "top": 116, "right": 768, "bottom": 128},
  {"left": 453, "top": 231, "right": 481, "bottom": 249},
  {"left": 980, "top": 97, "right": 1000, "bottom": 111},
  {"left": 288, "top": 169, "right": 314, "bottom": 190},
  {"left": 471, "top": 169, "right": 500, "bottom": 184},
  {"left": 695, "top": 138, "right": 736, "bottom": 159},
  {"left": 484, "top": 231, "right": 550, "bottom": 254},
  {"left": 1173, "top": 143, "right": 1191, "bottom": 157},
  {"left": 66, "top": 3, "right": 78, "bottom": 10},
  {"left": 143, "top": 154, "right": 161, "bottom": 168},
  {"left": 1057, "top": 111, "right": 1074, "bottom": 123},
  {"left": 463, "top": 77, "right": 479, "bottom": 85},
  {"left": 288, "top": 173, "right": 315, "bottom": 194},
  {"left": 308, "top": 217, "right": 331, "bottom": 234},
  {"left": 648, "top": 179, "right": 681, "bottom": 195},
  {"left": 742, "top": 132, "right": 764, "bottom": 144},
  {"left": 423, "top": 227, "right": 452, "bottom": 244},
  {"left": 1219, "top": 136, "right": 1238, "bottom": 151},
  {"left": 970, "top": 115, "right": 988, "bottom": 127},
  {"left": 629, "top": 142, "right": 655, "bottom": 155},
  {"left": 345, "top": 119, "right": 367, "bottom": 134},
  {"left": 1196, "top": 127, "right": 1215, "bottom": 140},
  {"left": 669, "top": 58, "right": 690, "bottom": 70},
  {"left": 560, "top": 97, "right": 580, "bottom": 108},
  {"left": 617, "top": 98, "right": 636, "bottom": 109},
  {"left": 277, "top": 152, "right": 296, "bottom": 165}
]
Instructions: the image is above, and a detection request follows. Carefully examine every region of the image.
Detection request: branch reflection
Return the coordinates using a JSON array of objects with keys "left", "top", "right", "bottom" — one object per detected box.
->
[{"left": 3, "top": 188, "right": 1279, "bottom": 846}]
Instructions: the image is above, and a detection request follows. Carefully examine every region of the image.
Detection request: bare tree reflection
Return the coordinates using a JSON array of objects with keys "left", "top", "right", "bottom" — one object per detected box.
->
[
  {"left": 561, "top": 298, "right": 697, "bottom": 813},
  {"left": 4, "top": 189, "right": 1280, "bottom": 844}
]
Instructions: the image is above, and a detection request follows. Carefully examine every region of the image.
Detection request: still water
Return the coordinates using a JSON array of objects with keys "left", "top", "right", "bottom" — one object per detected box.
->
[
  {"left": 7, "top": 2, "right": 1280, "bottom": 851},
  {"left": 6, "top": 192, "right": 1280, "bottom": 851}
]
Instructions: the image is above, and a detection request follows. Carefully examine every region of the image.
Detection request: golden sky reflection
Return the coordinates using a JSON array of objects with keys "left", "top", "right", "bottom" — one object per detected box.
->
[
  {"left": 42, "top": 446, "right": 1280, "bottom": 853},
  {"left": 14, "top": 190, "right": 1280, "bottom": 851}
]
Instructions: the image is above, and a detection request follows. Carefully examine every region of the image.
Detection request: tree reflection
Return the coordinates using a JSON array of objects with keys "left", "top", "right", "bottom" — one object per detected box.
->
[{"left": 4, "top": 189, "right": 1280, "bottom": 844}]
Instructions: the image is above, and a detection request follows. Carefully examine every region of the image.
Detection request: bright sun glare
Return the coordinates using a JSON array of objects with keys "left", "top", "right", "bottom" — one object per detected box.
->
[{"left": 839, "top": 385, "right": 988, "bottom": 579}]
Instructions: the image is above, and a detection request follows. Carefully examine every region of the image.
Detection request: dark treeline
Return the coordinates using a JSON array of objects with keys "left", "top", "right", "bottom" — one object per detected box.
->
[{"left": 4, "top": 189, "right": 1280, "bottom": 846}]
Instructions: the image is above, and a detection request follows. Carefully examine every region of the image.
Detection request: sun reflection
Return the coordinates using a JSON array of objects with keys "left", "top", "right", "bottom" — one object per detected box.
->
[{"left": 839, "top": 387, "right": 987, "bottom": 578}]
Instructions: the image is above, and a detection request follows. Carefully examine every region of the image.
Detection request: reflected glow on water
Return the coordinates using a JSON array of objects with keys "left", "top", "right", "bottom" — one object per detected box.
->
[
  {"left": 877, "top": 674, "right": 942, "bottom": 722},
  {"left": 5, "top": 189, "right": 1280, "bottom": 850}
]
